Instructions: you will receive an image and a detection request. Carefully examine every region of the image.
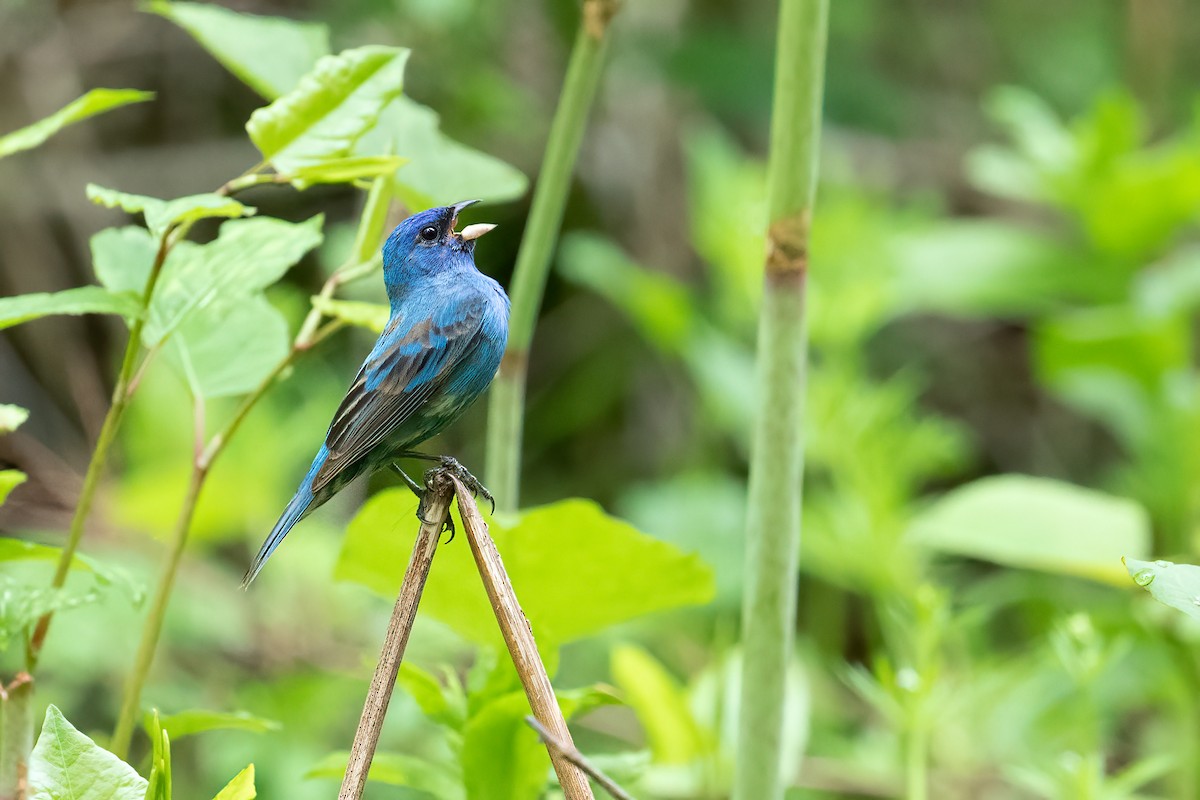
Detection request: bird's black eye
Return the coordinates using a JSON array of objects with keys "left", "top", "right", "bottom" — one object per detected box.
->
[{"left": 419, "top": 226, "right": 438, "bottom": 242}]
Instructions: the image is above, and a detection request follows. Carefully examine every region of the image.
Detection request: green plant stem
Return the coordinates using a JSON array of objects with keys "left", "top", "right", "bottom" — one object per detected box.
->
[
  {"left": 26, "top": 233, "right": 173, "bottom": 670},
  {"left": 484, "top": 0, "right": 619, "bottom": 513},
  {"left": 734, "top": 2, "right": 828, "bottom": 800},
  {"left": 905, "top": 722, "right": 929, "bottom": 800}
]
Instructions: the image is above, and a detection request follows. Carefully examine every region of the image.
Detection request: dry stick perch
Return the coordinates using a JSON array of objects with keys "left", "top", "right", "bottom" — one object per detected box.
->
[
  {"left": 525, "top": 715, "right": 635, "bottom": 800},
  {"left": 338, "top": 473, "right": 453, "bottom": 800},
  {"left": 451, "top": 476, "right": 596, "bottom": 800}
]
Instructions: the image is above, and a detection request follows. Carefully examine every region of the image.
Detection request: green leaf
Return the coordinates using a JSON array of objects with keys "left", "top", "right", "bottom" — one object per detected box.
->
[
  {"left": 147, "top": 709, "right": 280, "bottom": 741},
  {"left": 557, "top": 683, "right": 623, "bottom": 721},
  {"left": 247, "top": 46, "right": 409, "bottom": 174},
  {"left": 0, "top": 404, "right": 29, "bottom": 434},
  {"left": 909, "top": 475, "right": 1152, "bottom": 585},
  {"left": 0, "top": 89, "right": 153, "bottom": 160},
  {"left": 28, "top": 705, "right": 148, "bottom": 800},
  {"left": 147, "top": 1, "right": 329, "bottom": 100},
  {"left": 359, "top": 97, "right": 528, "bottom": 208},
  {"left": 337, "top": 493, "right": 715, "bottom": 648},
  {"left": 0, "top": 539, "right": 144, "bottom": 604},
  {"left": 286, "top": 155, "right": 407, "bottom": 189},
  {"left": 0, "top": 470, "right": 26, "bottom": 506},
  {"left": 87, "top": 184, "right": 255, "bottom": 239},
  {"left": 212, "top": 765, "right": 256, "bottom": 800},
  {"left": 90, "top": 226, "right": 159, "bottom": 294},
  {"left": 461, "top": 692, "right": 547, "bottom": 800},
  {"left": 611, "top": 645, "right": 708, "bottom": 764},
  {"left": 166, "top": 295, "right": 291, "bottom": 398},
  {"left": 311, "top": 296, "right": 389, "bottom": 333},
  {"left": 306, "top": 752, "right": 462, "bottom": 799},
  {"left": 1124, "top": 557, "right": 1200, "bottom": 621},
  {"left": 0, "top": 286, "right": 140, "bottom": 331},
  {"left": 143, "top": 215, "right": 323, "bottom": 345},
  {"left": 398, "top": 663, "right": 468, "bottom": 729},
  {"left": 144, "top": 710, "right": 172, "bottom": 800}
]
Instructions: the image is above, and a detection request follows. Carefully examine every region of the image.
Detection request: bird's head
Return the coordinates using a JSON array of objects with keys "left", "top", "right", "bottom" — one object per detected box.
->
[{"left": 382, "top": 200, "right": 496, "bottom": 284}]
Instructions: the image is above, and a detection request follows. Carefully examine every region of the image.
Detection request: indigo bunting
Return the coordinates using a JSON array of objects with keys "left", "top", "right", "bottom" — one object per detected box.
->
[{"left": 243, "top": 200, "right": 509, "bottom": 586}]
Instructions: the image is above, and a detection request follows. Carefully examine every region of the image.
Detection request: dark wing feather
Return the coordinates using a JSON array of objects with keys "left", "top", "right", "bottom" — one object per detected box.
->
[{"left": 311, "top": 298, "right": 486, "bottom": 494}]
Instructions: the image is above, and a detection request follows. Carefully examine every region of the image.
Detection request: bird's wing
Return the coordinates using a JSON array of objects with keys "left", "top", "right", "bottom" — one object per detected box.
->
[{"left": 311, "top": 295, "right": 488, "bottom": 494}]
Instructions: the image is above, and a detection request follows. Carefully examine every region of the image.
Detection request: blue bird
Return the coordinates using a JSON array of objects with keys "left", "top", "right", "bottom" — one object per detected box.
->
[{"left": 243, "top": 200, "right": 509, "bottom": 586}]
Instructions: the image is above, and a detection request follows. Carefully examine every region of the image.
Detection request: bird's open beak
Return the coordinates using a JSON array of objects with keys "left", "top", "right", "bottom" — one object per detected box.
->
[{"left": 449, "top": 199, "right": 494, "bottom": 241}]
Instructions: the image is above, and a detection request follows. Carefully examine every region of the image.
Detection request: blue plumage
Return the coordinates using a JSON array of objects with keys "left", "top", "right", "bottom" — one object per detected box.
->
[{"left": 243, "top": 200, "right": 509, "bottom": 586}]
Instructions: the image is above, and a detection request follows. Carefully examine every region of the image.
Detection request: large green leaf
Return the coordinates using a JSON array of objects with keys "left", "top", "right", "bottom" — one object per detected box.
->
[
  {"left": 0, "top": 404, "right": 29, "bottom": 434},
  {"left": 166, "top": 295, "right": 291, "bottom": 398},
  {"left": 143, "top": 215, "right": 323, "bottom": 345},
  {"left": 311, "top": 296, "right": 389, "bottom": 333},
  {"left": 0, "top": 89, "right": 153, "bottom": 159},
  {"left": 337, "top": 492, "right": 715, "bottom": 648},
  {"left": 909, "top": 475, "right": 1151, "bottom": 585},
  {"left": 247, "top": 46, "right": 409, "bottom": 174},
  {"left": 212, "top": 765, "right": 256, "bottom": 800},
  {"left": 28, "top": 705, "right": 148, "bottom": 800},
  {"left": 147, "top": 1, "right": 329, "bottom": 100},
  {"left": 0, "top": 539, "right": 144, "bottom": 603},
  {"left": 147, "top": 708, "right": 280, "bottom": 741},
  {"left": 359, "top": 97, "right": 528, "bottom": 208},
  {"left": 461, "top": 692, "right": 547, "bottom": 800},
  {"left": 306, "top": 752, "right": 462, "bottom": 799},
  {"left": 0, "top": 286, "right": 140, "bottom": 331},
  {"left": 286, "top": 155, "right": 407, "bottom": 189},
  {"left": 90, "top": 226, "right": 160, "bottom": 294},
  {"left": 1124, "top": 557, "right": 1200, "bottom": 621},
  {"left": 87, "top": 184, "right": 255, "bottom": 240},
  {"left": 397, "top": 662, "right": 468, "bottom": 729}
]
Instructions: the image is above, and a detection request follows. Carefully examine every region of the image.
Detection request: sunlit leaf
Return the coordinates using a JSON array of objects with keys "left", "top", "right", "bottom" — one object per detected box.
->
[
  {"left": 146, "top": 708, "right": 280, "bottom": 741},
  {"left": 337, "top": 493, "right": 715, "bottom": 648},
  {"left": 611, "top": 645, "right": 708, "bottom": 764},
  {"left": 166, "top": 295, "right": 291, "bottom": 398},
  {"left": 0, "top": 286, "right": 140, "bottom": 331},
  {"left": 311, "top": 296, "right": 389, "bottom": 333},
  {"left": 212, "top": 765, "right": 256, "bottom": 800},
  {"left": 286, "top": 155, "right": 407, "bottom": 189},
  {"left": 247, "top": 46, "right": 409, "bottom": 174},
  {"left": 909, "top": 475, "right": 1151, "bottom": 585},
  {"left": 461, "top": 692, "right": 546, "bottom": 800},
  {"left": 28, "top": 705, "right": 148, "bottom": 800},
  {"left": 0, "top": 539, "right": 144, "bottom": 604},
  {"left": 359, "top": 97, "right": 527, "bottom": 208},
  {"left": 0, "top": 470, "right": 27, "bottom": 506},
  {"left": 306, "top": 751, "right": 462, "bottom": 798},
  {"left": 0, "top": 404, "right": 29, "bottom": 434},
  {"left": 147, "top": 1, "right": 329, "bottom": 100},
  {"left": 143, "top": 215, "right": 323, "bottom": 345},
  {"left": 0, "top": 88, "right": 153, "bottom": 159},
  {"left": 87, "top": 183, "right": 255, "bottom": 240},
  {"left": 1124, "top": 557, "right": 1200, "bottom": 621}
]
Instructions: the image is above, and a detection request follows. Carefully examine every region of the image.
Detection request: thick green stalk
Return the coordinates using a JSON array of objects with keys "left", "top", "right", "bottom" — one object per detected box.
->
[
  {"left": 734, "top": 2, "right": 828, "bottom": 800},
  {"left": 484, "top": 0, "right": 618, "bottom": 512},
  {"left": 27, "top": 234, "right": 172, "bottom": 669}
]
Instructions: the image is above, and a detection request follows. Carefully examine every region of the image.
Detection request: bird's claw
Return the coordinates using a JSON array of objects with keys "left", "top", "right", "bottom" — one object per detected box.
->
[
  {"left": 415, "top": 491, "right": 456, "bottom": 543},
  {"left": 428, "top": 457, "right": 495, "bottom": 514}
]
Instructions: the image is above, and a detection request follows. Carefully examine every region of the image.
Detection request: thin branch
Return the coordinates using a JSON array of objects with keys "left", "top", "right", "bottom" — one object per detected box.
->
[
  {"left": 525, "top": 715, "right": 634, "bottom": 800},
  {"left": 451, "top": 477, "right": 595, "bottom": 800},
  {"left": 338, "top": 475, "right": 453, "bottom": 800}
]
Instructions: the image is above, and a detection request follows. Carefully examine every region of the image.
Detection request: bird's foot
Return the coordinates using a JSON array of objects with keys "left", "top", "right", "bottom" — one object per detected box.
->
[
  {"left": 426, "top": 456, "right": 495, "bottom": 515},
  {"left": 393, "top": 463, "right": 455, "bottom": 541}
]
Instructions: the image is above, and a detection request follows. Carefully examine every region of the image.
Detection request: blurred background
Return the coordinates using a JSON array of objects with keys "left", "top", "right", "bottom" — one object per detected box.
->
[{"left": 3, "top": 0, "right": 1200, "bottom": 798}]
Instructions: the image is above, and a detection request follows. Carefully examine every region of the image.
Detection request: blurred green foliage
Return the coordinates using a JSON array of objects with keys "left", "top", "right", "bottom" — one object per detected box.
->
[{"left": 2, "top": 0, "right": 1200, "bottom": 798}]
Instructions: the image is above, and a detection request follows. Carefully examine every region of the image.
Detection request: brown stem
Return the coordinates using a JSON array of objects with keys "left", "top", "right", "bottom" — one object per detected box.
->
[
  {"left": 525, "top": 715, "right": 633, "bottom": 800},
  {"left": 451, "top": 478, "right": 595, "bottom": 799},
  {"left": 338, "top": 476, "right": 453, "bottom": 800}
]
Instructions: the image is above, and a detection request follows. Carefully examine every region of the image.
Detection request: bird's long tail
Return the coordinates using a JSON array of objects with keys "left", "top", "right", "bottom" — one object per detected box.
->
[{"left": 242, "top": 480, "right": 314, "bottom": 588}]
